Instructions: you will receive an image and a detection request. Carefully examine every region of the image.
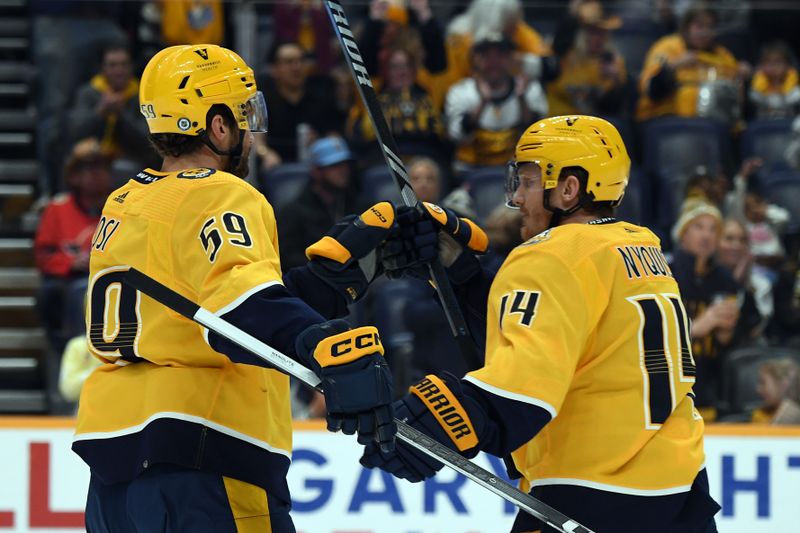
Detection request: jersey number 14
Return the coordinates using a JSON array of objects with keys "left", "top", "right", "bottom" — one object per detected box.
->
[{"left": 629, "top": 293, "right": 697, "bottom": 430}]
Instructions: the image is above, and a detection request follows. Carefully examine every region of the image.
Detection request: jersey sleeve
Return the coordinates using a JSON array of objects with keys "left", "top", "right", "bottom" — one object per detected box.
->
[{"left": 465, "top": 247, "right": 599, "bottom": 419}]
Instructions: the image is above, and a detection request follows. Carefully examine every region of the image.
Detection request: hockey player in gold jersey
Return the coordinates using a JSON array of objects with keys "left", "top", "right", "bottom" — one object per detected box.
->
[
  {"left": 363, "top": 116, "right": 721, "bottom": 532},
  {"left": 74, "top": 45, "right": 397, "bottom": 532}
]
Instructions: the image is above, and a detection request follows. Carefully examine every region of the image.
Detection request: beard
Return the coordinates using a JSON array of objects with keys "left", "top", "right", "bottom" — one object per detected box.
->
[{"left": 227, "top": 136, "right": 250, "bottom": 178}]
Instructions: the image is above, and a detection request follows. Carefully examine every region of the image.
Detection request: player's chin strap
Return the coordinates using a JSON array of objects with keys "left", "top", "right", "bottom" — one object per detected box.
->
[
  {"left": 200, "top": 129, "right": 245, "bottom": 175},
  {"left": 542, "top": 189, "right": 596, "bottom": 229}
]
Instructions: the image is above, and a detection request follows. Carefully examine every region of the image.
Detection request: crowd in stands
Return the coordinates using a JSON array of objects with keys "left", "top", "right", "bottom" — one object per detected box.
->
[{"left": 24, "top": 0, "right": 800, "bottom": 423}]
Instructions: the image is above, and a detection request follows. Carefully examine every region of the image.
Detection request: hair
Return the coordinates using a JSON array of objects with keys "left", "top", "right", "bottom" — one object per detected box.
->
[
  {"left": 100, "top": 40, "right": 131, "bottom": 64},
  {"left": 408, "top": 156, "right": 441, "bottom": 182},
  {"left": 148, "top": 104, "right": 238, "bottom": 159},
  {"left": 680, "top": 4, "right": 718, "bottom": 36},
  {"left": 760, "top": 40, "right": 795, "bottom": 65},
  {"left": 760, "top": 358, "right": 800, "bottom": 404},
  {"left": 559, "top": 166, "right": 616, "bottom": 217},
  {"left": 380, "top": 32, "right": 424, "bottom": 79},
  {"left": 266, "top": 40, "right": 304, "bottom": 65}
]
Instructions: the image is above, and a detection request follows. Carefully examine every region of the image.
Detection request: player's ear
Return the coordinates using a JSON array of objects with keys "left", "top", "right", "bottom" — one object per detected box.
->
[
  {"left": 207, "top": 113, "right": 229, "bottom": 144},
  {"left": 560, "top": 173, "right": 582, "bottom": 204}
]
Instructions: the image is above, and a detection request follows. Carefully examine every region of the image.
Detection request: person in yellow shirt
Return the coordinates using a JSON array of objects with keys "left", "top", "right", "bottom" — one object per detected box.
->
[
  {"left": 637, "top": 5, "right": 744, "bottom": 122},
  {"left": 74, "top": 44, "right": 396, "bottom": 532},
  {"left": 546, "top": 1, "right": 629, "bottom": 116},
  {"left": 364, "top": 115, "right": 720, "bottom": 532},
  {"left": 748, "top": 41, "right": 800, "bottom": 119}
]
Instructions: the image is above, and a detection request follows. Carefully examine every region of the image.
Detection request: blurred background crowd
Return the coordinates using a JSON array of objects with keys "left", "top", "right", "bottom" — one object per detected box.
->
[{"left": 1, "top": 0, "right": 799, "bottom": 426}]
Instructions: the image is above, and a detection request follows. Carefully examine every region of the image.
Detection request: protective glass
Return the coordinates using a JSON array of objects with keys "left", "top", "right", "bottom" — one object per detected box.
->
[{"left": 242, "top": 91, "right": 268, "bottom": 132}]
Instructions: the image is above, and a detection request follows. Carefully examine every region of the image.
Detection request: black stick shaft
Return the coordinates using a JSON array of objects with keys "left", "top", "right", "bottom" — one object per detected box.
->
[{"left": 324, "top": 0, "right": 482, "bottom": 371}]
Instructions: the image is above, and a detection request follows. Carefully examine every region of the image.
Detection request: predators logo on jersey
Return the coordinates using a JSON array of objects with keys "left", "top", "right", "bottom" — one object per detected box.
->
[
  {"left": 465, "top": 220, "right": 705, "bottom": 496},
  {"left": 177, "top": 167, "right": 216, "bottom": 179}
]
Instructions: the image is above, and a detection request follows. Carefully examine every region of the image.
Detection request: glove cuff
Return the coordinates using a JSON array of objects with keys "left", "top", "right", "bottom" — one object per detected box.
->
[{"left": 408, "top": 374, "right": 479, "bottom": 453}]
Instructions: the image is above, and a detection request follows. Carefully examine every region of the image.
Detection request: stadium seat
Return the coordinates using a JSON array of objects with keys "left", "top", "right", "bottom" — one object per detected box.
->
[
  {"left": 761, "top": 175, "right": 800, "bottom": 233},
  {"left": 260, "top": 163, "right": 309, "bottom": 211},
  {"left": 741, "top": 118, "right": 794, "bottom": 175},
  {"left": 721, "top": 345, "right": 800, "bottom": 415},
  {"left": 362, "top": 165, "right": 402, "bottom": 205},
  {"left": 641, "top": 117, "right": 732, "bottom": 236},
  {"left": 461, "top": 166, "right": 506, "bottom": 221}
]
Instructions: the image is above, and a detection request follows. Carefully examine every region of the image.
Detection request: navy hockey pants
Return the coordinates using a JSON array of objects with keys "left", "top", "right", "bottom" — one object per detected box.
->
[{"left": 85, "top": 464, "right": 294, "bottom": 533}]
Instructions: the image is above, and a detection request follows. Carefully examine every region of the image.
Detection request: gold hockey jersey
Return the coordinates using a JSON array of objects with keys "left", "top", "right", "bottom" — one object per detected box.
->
[
  {"left": 465, "top": 220, "right": 706, "bottom": 496},
  {"left": 73, "top": 168, "right": 295, "bottom": 502}
]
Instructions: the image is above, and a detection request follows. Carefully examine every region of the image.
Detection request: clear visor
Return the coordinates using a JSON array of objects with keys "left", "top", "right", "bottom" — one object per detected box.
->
[
  {"left": 504, "top": 161, "right": 520, "bottom": 209},
  {"left": 505, "top": 160, "right": 554, "bottom": 208},
  {"left": 242, "top": 91, "right": 268, "bottom": 132}
]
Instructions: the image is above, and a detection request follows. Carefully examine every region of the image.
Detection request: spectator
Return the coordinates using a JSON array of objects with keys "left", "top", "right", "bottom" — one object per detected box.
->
[
  {"left": 445, "top": 33, "right": 547, "bottom": 168},
  {"left": 273, "top": 0, "right": 335, "bottom": 73},
  {"left": 717, "top": 218, "right": 773, "bottom": 333},
  {"left": 69, "top": 43, "right": 158, "bottom": 170},
  {"left": 670, "top": 198, "right": 761, "bottom": 420},
  {"left": 770, "top": 252, "right": 800, "bottom": 343},
  {"left": 685, "top": 164, "right": 729, "bottom": 208},
  {"left": 752, "top": 358, "right": 800, "bottom": 424},
  {"left": 734, "top": 182, "right": 790, "bottom": 273},
  {"left": 444, "top": 0, "right": 548, "bottom": 91},
  {"left": 31, "top": 0, "right": 128, "bottom": 194},
  {"left": 160, "top": 0, "right": 224, "bottom": 46},
  {"left": 408, "top": 157, "right": 443, "bottom": 203},
  {"left": 547, "top": 0, "right": 630, "bottom": 116},
  {"left": 255, "top": 42, "right": 344, "bottom": 168},
  {"left": 347, "top": 44, "right": 448, "bottom": 168},
  {"left": 637, "top": 5, "right": 745, "bottom": 122},
  {"left": 34, "top": 139, "right": 111, "bottom": 353},
  {"left": 277, "top": 136, "right": 367, "bottom": 269},
  {"left": 748, "top": 41, "right": 800, "bottom": 119},
  {"left": 360, "top": 0, "right": 447, "bottom": 106}
]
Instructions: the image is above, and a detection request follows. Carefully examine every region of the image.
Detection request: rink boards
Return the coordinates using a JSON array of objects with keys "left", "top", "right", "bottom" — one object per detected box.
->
[{"left": 0, "top": 418, "right": 797, "bottom": 533}]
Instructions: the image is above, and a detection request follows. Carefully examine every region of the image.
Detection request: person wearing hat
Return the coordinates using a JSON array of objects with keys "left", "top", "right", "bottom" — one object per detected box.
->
[
  {"left": 34, "top": 138, "right": 112, "bottom": 354},
  {"left": 445, "top": 30, "right": 548, "bottom": 168},
  {"left": 546, "top": 1, "right": 630, "bottom": 116},
  {"left": 277, "top": 136, "right": 369, "bottom": 270},
  {"left": 669, "top": 198, "right": 761, "bottom": 420}
]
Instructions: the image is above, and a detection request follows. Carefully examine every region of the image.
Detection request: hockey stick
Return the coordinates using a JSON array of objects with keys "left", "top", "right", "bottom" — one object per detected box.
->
[
  {"left": 124, "top": 268, "right": 593, "bottom": 533},
  {"left": 323, "top": 0, "right": 482, "bottom": 371}
]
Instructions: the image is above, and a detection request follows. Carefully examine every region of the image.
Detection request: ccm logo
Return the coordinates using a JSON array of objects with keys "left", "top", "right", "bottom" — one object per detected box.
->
[
  {"left": 370, "top": 207, "right": 387, "bottom": 223},
  {"left": 331, "top": 332, "right": 381, "bottom": 357}
]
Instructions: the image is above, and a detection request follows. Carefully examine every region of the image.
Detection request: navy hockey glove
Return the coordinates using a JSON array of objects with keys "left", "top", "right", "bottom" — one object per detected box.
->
[
  {"left": 381, "top": 202, "right": 488, "bottom": 279},
  {"left": 306, "top": 202, "right": 395, "bottom": 302},
  {"left": 296, "top": 319, "right": 396, "bottom": 452},
  {"left": 360, "top": 373, "right": 483, "bottom": 482}
]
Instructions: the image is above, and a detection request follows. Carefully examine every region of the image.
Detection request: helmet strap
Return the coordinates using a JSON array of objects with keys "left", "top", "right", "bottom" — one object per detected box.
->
[
  {"left": 200, "top": 129, "right": 245, "bottom": 174},
  {"left": 542, "top": 189, "right": 594, "bottom": 229}
]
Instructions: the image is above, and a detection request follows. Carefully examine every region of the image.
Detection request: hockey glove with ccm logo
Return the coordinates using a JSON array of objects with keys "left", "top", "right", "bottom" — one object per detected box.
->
[
  {"left": 360, "top": 373, "right": 485, "bottom": 482},
  {"left": 381, "top": 202, "right": 488, "bottom": 280},
  {"left": 306, "top": 202, "right": 395, "bottom": 303},
  {"left": 296, "top": 319, "right": 396, "bottom": 452}
]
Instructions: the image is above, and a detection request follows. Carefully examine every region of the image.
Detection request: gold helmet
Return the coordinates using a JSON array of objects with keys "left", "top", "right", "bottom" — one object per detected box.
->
[
  {"left": 139, "top": 44, "right": 267, "bottom": 136},
  {"left": 506, "top": 115, "right": 630, "bottom": 207}
]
